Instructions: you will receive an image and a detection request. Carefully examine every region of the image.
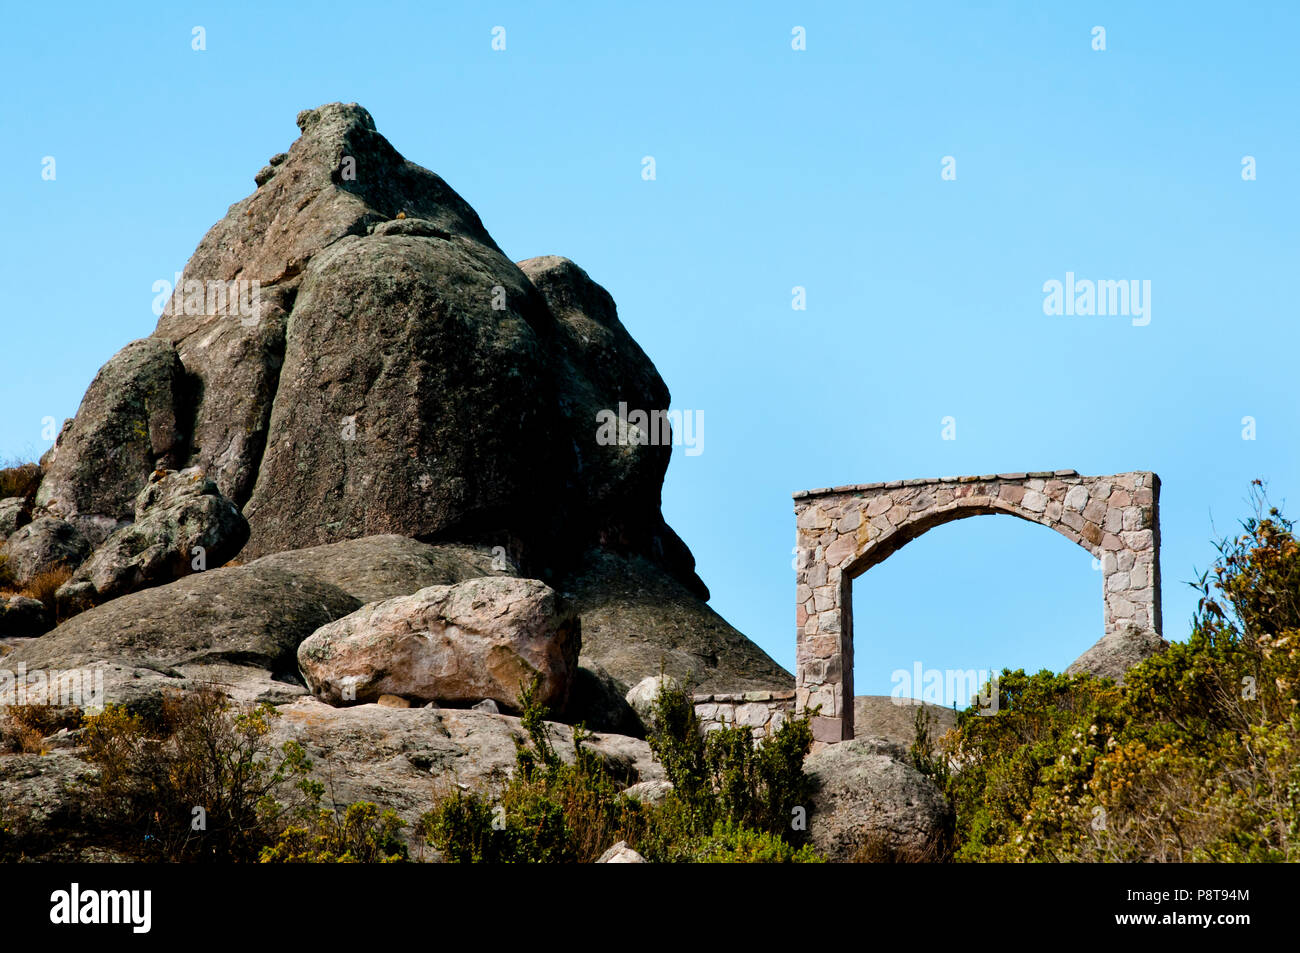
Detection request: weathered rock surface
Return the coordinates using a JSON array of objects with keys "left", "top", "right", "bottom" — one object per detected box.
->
[
  {"left": 0, "top": 497, "right": 31, "bottom": 538},
  {"left": 265, "top": 698, "right": 663, "bottom": 852},
  {"left": 58, "top": 468, "right": 248, "bottom": 611},
  {"left": 805, "top": 738, "right": 952, "bottom": 862},
  {"left": 596, "top": 841, "right": 647, "bottom": 863},
  {"left": 1, "top": 536, "right": 536, "bottom": 710},
  {"left": 625, "top": 674, "right": 681, "bottom": 724},
  {"left": 4, "top": 562, "right": 360, "bottom": 708},
  {"left": 1, "top": 517, "right": 91, "bottom": 587},
  {"left": 297, "top": 576, "right": 580, "bottom": 712},
  {"left": 0, "top": 750, "right": 104, "bottom": 861},
  {"left": 563, "top": 662, "right": 644, "bottom": 737},
  {"left": 1065, "top": 623, "right": 1169, "bottom": 684},
  {"left": 249, "top": 534, "right": 515, "bottom": 605},
  {"left": 854, "top": 696, "right": 958, "bottom": 747},
  {"left": 565, "top": 550, "right": 791, "bottom": 693},
  {"left": 0, "top": 596, "right": 53, "bottom": 638},
  {"left": 34, "top": 338, "right": 187, "bottom": 527},
  {"left": 620, "top": 779, "right": 674, "bottom": 806}
]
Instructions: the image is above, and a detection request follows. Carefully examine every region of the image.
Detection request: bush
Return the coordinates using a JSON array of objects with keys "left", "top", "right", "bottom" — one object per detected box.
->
[
  {"left": 934, "top": 482, "right": 1300, "bottom": 862},
  {"left": 420, "top": 676, "right": 646, "bottom": 863},
  {"left": 689, "top": 821, "right": 823, "bottom": 863},
  {"left": 260, "top": 801, "right": 408, "bottom": 863},
  {"left": 79, "top": 688, "right": 408, "bottom": 862},
  {"left": 421, "top": 675, "right": 821, "bottom": 863}
]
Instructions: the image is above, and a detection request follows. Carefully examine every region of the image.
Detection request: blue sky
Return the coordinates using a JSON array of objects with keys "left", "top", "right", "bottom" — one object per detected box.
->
[{"left": 2, "top": 2, "right": 1296, "bottom": 704}]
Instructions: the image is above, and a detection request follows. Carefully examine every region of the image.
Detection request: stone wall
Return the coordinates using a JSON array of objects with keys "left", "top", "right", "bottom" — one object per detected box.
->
[
  {"left": 693, "top": 690, "right": 796, "bottom": 740},
  {"left": 792, "top": 470, "right": 1161, "bottom": 743}
]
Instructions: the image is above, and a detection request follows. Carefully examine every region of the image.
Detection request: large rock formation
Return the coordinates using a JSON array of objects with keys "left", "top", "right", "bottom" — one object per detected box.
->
[
  {"left": 1, "top": 536, "right": 523, "bottom": 709},
  {"left": 56, "top": 468, "right": 248, "bottom": 612},
  {"left": 7, "top": 101, "right": 788, "bottom": 693}
]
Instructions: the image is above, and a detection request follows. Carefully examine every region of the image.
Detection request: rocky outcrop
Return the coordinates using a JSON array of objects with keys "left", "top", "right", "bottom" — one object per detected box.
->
[
  {"left": 564, "top": 550, "right": 791, "bottom": 693},
  {"left": 265, "top": 698, "right": 663, "bottom": 854},
  {"left": 804, "top": 738, "right": 952, "bottom": 862},
  {"left": 56, "top": 468, "right": 248, "bottom": 612},
  {"left": 0, "top": 497, "right": 31, "bottom": 538},
  {"left": 2, "top": 517, "right": 91, "bottom": 587},
  {"left": 853, "top": 696, "right": 958, "bottom": 747},
  {"left": 34, "top": 338, "right": 187, "bottom": 533},
  {"left": 1066, "top": 623, "right": 1169, "bottom": 684},
  {"left": 248, "top": 534, "right": 515, "bottom": 605},
  {"left": 297, "top": 577, "right": 580, "bottom": 712},
  {"left": 4, "top": 561, "right": 360, "bottom": 709}
]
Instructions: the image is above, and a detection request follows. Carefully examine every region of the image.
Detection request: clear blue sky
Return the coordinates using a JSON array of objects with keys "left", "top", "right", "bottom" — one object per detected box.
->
[{"left": 3, "top": 2, "right": 1296, "bottom": 704}]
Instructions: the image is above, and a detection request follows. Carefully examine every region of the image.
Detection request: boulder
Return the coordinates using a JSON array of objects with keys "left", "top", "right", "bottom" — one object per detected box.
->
[
  {"left": 0, "top": 497, "right": 31, "bottom": 538},
  {"left": 567, "top": 549, "right": 791, "bottom": 694},
  {"left": 57, "top": 468, "right": 249, "bottom": 610},
  {"left": 1065, "top": 624, "right": 1169, "bottom": 685},
  {"left": 0, "top": 750, "right": 103, "bottom": 861},
  {"left": 596, "top": 841, "right": 647, "bottom": 863},
  {"left": 34, "top": 338, "right": 187, "bottom": 525},
  {"left": 0, "top": 596, "right": 53, "bottom": 638},
  {"left": 1, "top": 517, "right": 91, "bottom": 587},
  {"left": 298, "top": 576, "right": 580, "bottom": 712},
  {"left": 804, "top": 738, "right": 952, "bottom": 862},
  {"left": 620, "top": 779, "right": 673, "bottom": 806},
  {"left": 625, "top": 674, "right": 681, "bottom": 725}
]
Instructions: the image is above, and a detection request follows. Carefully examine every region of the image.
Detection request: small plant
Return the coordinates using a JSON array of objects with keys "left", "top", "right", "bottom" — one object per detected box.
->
[
  {"left": 689, "top": 821, "right": 823, "bottom": 863},
  {"left": 261, "top": 800, "right": 408, "bottom": 863}
]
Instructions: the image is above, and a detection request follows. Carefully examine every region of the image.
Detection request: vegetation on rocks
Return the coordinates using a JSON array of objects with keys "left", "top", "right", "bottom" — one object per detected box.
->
[
  {"left": 70, "top": 689, "right": 405, "bottom": 863},
  {"left": 420, "top": 676, "right": 822, "bottom": 862},
  {"left": 918, "top": 483, "right": 1300, "bottom": 862}
]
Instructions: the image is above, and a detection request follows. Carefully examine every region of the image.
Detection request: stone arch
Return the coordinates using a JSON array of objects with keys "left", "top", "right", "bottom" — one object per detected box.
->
[{"left": 792, "top": 470, "right": 1161, "bottom": 742}]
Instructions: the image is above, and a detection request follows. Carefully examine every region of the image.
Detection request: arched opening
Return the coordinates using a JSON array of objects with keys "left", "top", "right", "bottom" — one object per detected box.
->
[{"left": 848, "top": 513, "right": 1100, "bottom": 709}]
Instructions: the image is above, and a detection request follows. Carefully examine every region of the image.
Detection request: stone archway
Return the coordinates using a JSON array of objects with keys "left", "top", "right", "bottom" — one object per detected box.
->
[{"left": 792, "top": 470, "right": 1161, "bottom": 742}]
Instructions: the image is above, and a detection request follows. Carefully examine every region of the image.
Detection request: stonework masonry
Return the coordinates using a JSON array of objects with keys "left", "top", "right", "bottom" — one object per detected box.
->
[
  {"left": 792, "top": 470, "right": 1161, "bottom": 743},
  {"left": 692, "top": 690, "right": 796, "bottom": 740}
]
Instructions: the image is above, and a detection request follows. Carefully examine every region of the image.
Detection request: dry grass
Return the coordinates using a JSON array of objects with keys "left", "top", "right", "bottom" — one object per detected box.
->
[
  {"left": 20, "top": 565, "right": 73, "bottom": 613},
  {"left": 0, "top": 704, "right": 83, "bottom": 755},
  {"left": 0, "top": 462, "right": 41, "bottom": 500}
]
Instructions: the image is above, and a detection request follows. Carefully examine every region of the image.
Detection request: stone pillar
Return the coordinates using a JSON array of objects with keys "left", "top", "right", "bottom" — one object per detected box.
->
[
  {"left": 794, "top": 501, "right": 854, "bottom": 741},
  {"left": 1098, "top": 472, "right": 1162, "bottom": 638}
]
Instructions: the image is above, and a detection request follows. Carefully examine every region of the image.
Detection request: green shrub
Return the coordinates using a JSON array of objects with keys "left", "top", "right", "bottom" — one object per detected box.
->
[
  {"left": 421, "top": 675, "right": 821, "bottom": 863},
  {"left": 79, "top": 688, "right": 409, "bottom": 862},
  {"left": 936, "top": 482, "right": 1300, "bottom": 862},
  {"left": 689, "top": 821, "right": 823, "bottom": 863},
  {"left": 260, "top": 801, "right": 408, "bottom": 863}
]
